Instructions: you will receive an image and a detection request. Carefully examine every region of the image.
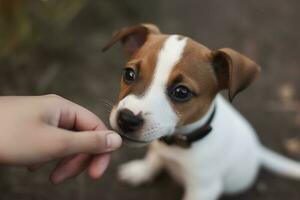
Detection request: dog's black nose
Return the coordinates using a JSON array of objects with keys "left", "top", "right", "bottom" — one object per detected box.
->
[{"left": 117, "top": 109, "right": 144, "bottom": 133}]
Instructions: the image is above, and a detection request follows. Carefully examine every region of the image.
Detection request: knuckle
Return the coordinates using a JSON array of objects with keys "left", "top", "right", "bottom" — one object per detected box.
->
[
  {"left": 45, "top": 94, "right": 63, "bottom": 101},
  {"left": 43, "top": 94, "right": 65, "bottom": 105},
  {"left": 46, "top": 94, "right": 60, "bottom": 98}
]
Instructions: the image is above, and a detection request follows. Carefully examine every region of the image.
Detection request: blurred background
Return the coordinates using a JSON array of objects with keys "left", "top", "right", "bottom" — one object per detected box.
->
[{"left": 0, "top": 0, "right": 300, "bottom": 199}]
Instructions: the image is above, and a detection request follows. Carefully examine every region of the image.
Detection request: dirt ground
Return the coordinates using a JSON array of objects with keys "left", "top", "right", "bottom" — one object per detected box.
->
[{"left": 0, "top": 0, "right": 300, "bottom": 199}]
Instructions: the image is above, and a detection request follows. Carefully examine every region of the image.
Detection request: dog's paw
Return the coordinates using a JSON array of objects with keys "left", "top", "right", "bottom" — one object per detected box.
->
[{"left": 118, "top": 160, "right": 153, "bottom": 186}]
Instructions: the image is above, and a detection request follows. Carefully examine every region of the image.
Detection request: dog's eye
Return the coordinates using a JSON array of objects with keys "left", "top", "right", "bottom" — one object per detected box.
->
[
  {"left": 123, "top": 68, "right": 136, "bottom": 84},
  {"left": 169, "top": 85, "right": 193, "bottom": 102}
]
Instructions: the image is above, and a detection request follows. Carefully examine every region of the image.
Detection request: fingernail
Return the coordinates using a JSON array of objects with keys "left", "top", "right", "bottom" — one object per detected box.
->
[{"left": 106, "top": 133, "right": 122, "bottom": 150}]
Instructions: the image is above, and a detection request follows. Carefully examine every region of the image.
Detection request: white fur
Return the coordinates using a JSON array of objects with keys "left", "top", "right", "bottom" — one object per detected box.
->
[
  {"left": 110, "top": 35, "right": 187, "bottom": 141},
  {"left": 118, "top": 95, "right": 300, "bottom": 200}
]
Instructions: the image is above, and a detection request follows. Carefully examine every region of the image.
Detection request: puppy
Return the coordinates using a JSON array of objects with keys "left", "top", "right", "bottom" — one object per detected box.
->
[{"left": 103, "top": 24, "right": 300, "bottom": 200}]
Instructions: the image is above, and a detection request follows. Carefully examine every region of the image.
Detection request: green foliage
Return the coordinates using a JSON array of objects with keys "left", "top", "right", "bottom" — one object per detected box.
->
[
  {"left": 0, "top": 0, "right": 160, "bottom": 95},
  {"left": 0, "top": 0, "right": 87, "bottom": 57}
]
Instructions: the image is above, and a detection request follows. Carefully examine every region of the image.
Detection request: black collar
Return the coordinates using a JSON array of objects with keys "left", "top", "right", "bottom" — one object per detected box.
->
[{"left": 159, "top": 106, "right": 216, "bottom": 148}]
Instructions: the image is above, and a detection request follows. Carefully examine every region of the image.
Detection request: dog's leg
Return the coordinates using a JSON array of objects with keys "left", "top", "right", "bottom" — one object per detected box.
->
[
  {"left": 118, "top": 149, "right": 163, "bottom": 186},
  {"left": 183, "top": 180, "right": 223, "bottom": 200}
]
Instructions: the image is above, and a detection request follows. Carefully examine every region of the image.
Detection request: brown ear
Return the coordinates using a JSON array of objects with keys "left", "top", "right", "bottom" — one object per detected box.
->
[
  {"left": 102, "top": 23, "right": 160, "bottom": 55},
  {"left": 211, "top": 48, "right": 261, "bottom": 101}
]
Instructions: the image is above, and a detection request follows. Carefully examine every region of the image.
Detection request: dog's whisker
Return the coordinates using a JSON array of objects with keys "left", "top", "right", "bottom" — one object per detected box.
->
[
  {"left": 99, "top": 97, "right": 114, "bottom": 106},
  {"left": 103, "top": 103, "right": 113, "bottom": 109},
  {"left": 99, "top": 97, "right": 115, "bottom": 112},
  {"left": 103, "top": 102, "right": 113, "bottom": 108},
  {"left": 102, "top": 107, "right": 113, "bottom": 113}
]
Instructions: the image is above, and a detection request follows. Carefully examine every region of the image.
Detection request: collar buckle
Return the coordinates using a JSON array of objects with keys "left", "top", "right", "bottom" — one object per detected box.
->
[{"left": 173, "top": 135, "right": 190, "bottom": 148}]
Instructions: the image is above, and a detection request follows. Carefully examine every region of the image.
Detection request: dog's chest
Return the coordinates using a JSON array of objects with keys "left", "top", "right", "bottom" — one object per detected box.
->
[
  {"left": 153, "top": 141, "right": 196, "bottom": 184},
  {"left": 162, "top": 154, "right": 185, "bottom": 184}
]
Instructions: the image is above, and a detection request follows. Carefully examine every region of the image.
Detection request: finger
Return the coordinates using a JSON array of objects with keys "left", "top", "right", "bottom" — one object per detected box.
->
[
  {"left": 88, "top": 154, "right": 111, "bottom": 179},
  {"left": 51, "top": 97, "right": 107, "bottom": 131},
  {"left": 41, "top": 123, "right": 122, "bottom": 160},
  {"left": 52, "top": 128, "right": 122, "bottom": 157},
  {"left": 50, "top": 154, "right": 91, "bottom": 184}
]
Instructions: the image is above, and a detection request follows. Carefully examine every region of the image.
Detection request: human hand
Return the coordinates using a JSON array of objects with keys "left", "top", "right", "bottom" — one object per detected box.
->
[{"left": 0, "top": 95, "right": 122, "bottom": 183}]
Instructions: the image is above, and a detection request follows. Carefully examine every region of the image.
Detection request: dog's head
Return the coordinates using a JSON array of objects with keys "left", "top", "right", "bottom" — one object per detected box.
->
[{"left": 103, "top": 24, "right": 260, "bottom": 145}]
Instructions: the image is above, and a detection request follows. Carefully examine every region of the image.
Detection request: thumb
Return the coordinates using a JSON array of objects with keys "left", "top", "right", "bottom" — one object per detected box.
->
[
  {"left": 47, "top": 127, "right": 122, "bottom": 158},
  {"left": 65, "top": 130, "right": 122, "bottom": 156}
]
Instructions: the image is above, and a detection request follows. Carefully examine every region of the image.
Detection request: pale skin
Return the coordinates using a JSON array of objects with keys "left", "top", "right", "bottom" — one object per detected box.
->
[{"left": 0, "top": 94, "right": 122, "bottom": 184}]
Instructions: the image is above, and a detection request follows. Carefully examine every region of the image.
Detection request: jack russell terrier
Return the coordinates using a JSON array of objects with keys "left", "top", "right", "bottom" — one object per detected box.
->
[{"left": 103, "top": 24, "right": 300, "bottom": 200}]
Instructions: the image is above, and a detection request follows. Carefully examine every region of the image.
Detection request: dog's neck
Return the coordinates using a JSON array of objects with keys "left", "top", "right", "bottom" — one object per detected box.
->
[{"left": 175, "top": 96, "right": 217, "bottom": 135}]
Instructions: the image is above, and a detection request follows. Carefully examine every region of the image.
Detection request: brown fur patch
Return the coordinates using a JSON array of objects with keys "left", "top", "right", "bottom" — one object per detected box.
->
[
  {"left": 118, "top": 34, "right": 168, "bottom": 100},
  {"left": 167, "top": 38, "right": 219, "bottom": 126}
]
